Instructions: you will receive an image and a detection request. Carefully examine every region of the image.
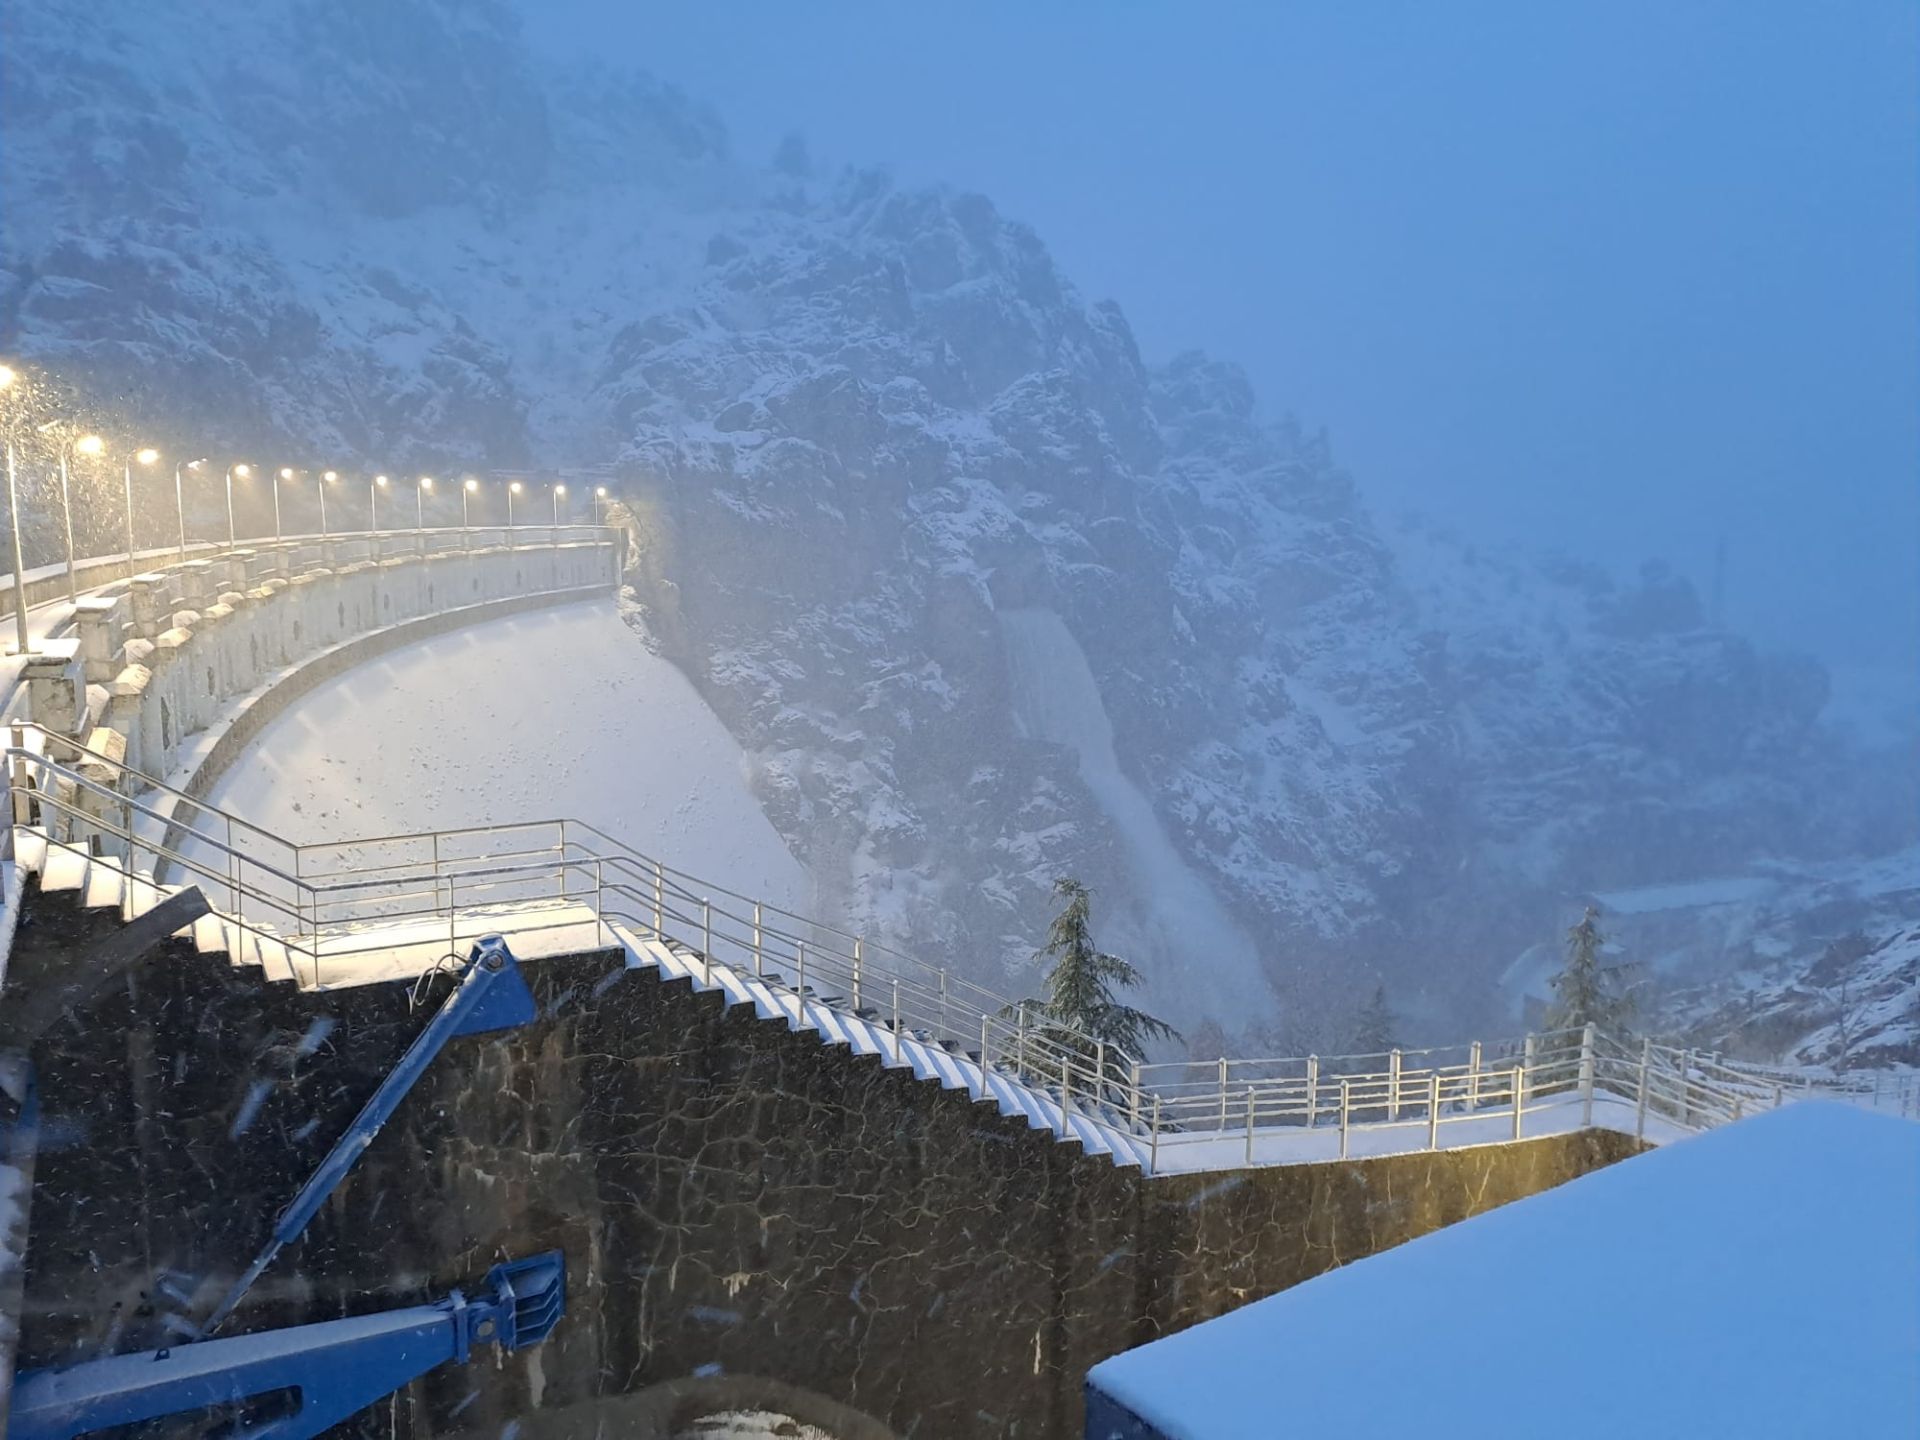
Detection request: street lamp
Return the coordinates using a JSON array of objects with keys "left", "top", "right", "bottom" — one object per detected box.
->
[
  {"left": 225, "top": 462, "right": 252, "bottom": 550},
  {"left": 371, "top": 473, "right": 388, "bottom": 534},
  {"left": 40, "top": 428, "right": 107, "bottom": 603},
  {"left": 0, "top": 365, "right": 26, "bottom": 653},
  {"left": 174, "top": 458, "right": 205, "bottom": 561},
  {"left": 273, "top": 467, "right": 295, "bottom": 546},
  {"left": 507, "top": 480, "right": 521, "bottom": 545},
  {"left": 123, "top": 446, "right": 160, "bottom": 578},
  {"left": 319, "top": 470, "right": 336, "bottom": 536},
  {"left": 552, "top": 482, "right": 565, "bottom": 524},
  {"left": 593, "top": 484, "right": 608, "bottom": 525},
  {"left": 462, "top": 476, "right": 477, "bottom": 527},
  {"left": 416, "top": 476, "right": 432, "bottom": 530}
]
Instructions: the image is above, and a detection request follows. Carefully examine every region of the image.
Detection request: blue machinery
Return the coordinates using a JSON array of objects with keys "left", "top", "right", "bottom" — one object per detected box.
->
[{"left": 6, "top": 936, "right": 566, "bottom": 1440}]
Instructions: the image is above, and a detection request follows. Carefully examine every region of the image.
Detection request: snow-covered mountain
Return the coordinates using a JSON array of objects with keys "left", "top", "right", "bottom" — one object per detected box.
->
[{"left": 3, "top": 0, "right": 1911, "bottom": 1043}]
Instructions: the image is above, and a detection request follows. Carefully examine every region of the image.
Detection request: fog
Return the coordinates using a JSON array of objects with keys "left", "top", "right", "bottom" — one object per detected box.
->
[{"left": 526, "top": 1, "right": 1919, "bottom": 691}]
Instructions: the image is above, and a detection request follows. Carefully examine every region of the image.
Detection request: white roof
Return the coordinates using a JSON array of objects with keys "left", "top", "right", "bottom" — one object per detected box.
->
[{"left": 1089, "top": 1102, "right": 1920, "bottom": 1439}]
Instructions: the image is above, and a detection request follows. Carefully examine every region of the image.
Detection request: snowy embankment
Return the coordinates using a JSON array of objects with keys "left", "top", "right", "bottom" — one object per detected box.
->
[{"left": 201, "top": 599, "right": 810, "bottom": 913}]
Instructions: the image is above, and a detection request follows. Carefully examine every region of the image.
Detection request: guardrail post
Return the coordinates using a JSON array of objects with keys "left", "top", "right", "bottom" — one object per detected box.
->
[
  {"left": 1128, "top": 1062, "right": 1142, "bottom": 1131},
  {"left": 1511, "top": 1066, "right": 1524, "bottom": 1140},
  {"left": 1521, "top": 1035, "right": 1536, "bottom": 1106},
  {"left": 1388, "top": 1048, "right": 1402, "bottom": 1121},
  {"left": 1061, "top": 1055, "right": 1074, "bottom": 1126},
  {"left": 752, "top": 903, "right": 763, "bottom": 976},
  {"left": 1217, "top": 1056, "right": 1229, "bottom": 1130},
  {"left": 1771, "top": 1082, "right": 1783, "bottom": 1112},
  {"left": 1305, "top": 1055, "right": 1319, "bottom": 1129},
  {"left": 10, "top": 724, "right": 31, "bottom": 825},
  {"left": 939, "top": 968, "right": 950, "bottom": 1046},
  {"left": 700, "top": 897, "right": 711, "bottom": 960},
  {"left": 1338, "top": 1079, "right": 1351, "bottom": 1160},
  {"left": 1679, "top": 1048, "right": 1693, "bottom": 1127},
  {"left": 651, "top": 859, "right": 663, "bottom": 936},
  {"left": 1095, "top": 1041, "right": 1106, "bottom": 1106},
  {"left": 1149, "top": 1094, "right": 1161, "bottom": 1173},
  {"left": 795, "top": 941, "right": 807, "bottom": 1024},
  {"left": 980, "top": 1012, "right": 991, "bottom": 1074},
  {"left": 890, "top": 978, "right": 901, "bottom": 1058},
  {"left": 1015, "top": 1005, "right": 1028, "bottom": 1081},
  {"left": 1636, "top": 1037, "right": 1652, "bottom": 1140},
  {"left": 852, "top": 937, "right": 863, "bottom": 1013},
  {"left": 1245, "top": 1086, "right": 1256, "bottom": 1165},
  {"left": 1579, "top": 1022, "right": 1597, "bottom": 1126},
  {"left": 1427, "top": 1072, "right": 1441, "bottom": 1149},
  {"left": 1467, "top": 1041, "right": 1482, "bottom": 1109}
]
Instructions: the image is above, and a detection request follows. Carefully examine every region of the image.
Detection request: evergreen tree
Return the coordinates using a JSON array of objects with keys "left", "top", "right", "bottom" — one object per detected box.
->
[
  {"left": 1350, "top": 982, "right": 1397, "bottom": 1053},
  {"left": 1019, "top": 878, "right": 1178, "bottom": 1066},
  {"left": 1543, "top": 905, "right": 1634, "bottom": 1034}
]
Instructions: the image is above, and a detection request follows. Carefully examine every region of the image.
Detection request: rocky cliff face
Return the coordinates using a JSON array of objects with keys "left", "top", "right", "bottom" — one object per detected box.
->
[{"left": 4, "top": 0, "right": 1910, "bottom": 1041}]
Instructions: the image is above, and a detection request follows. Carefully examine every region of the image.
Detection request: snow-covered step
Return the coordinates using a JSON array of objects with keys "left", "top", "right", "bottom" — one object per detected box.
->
[
  {"left": 38, "top": 848, "right": 89, "bottom": 894},
  {"left": 84, "top": 860, "right": 123, "bottom": 912},
  {"left": 11, "top": 830, "right": 47, "bottom": 873}
]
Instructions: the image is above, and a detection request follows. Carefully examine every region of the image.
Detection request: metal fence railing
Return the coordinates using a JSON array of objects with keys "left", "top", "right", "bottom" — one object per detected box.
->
[{"left": 3, "top": 718, "right": 1911, "bottom": 1174}]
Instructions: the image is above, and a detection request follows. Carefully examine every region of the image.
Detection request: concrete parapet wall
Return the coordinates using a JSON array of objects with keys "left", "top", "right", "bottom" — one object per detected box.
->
[{"left": 18, "top": 530, "right": 621, "bottom": 806}]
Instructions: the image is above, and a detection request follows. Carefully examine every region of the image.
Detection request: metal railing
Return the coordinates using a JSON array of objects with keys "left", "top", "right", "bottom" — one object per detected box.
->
[{"left": 3, "top": 719, "right": 1910, "bottom": 1173}]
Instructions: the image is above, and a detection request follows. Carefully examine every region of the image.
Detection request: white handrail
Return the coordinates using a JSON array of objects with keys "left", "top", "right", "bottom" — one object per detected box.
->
[{"left": 4, "top": 720, "right": 1911, "bottom": 1172}]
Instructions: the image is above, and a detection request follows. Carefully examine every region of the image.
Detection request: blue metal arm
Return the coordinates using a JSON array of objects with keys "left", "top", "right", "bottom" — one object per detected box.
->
[
  {"left": 198, "top": 936, "right": 537, "bottom": 1337},
  {"left": 9, "top": 1252, "right": 564, "bottom": 1440}
]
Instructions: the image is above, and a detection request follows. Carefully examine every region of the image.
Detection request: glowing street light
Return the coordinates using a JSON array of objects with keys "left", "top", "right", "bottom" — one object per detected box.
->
[
  {"left": 593, "top": 484, "right": 608, "bottom": 525},
  {"left": 552, "top": 482, "right": 566, "bottom": 525},
  {"left": 461, "top": 476, "right": 477, "bottom": 527},
  {"left": 174, "top": 458, "right": 205, "bottom": 560},
  {"left": 507, "top": 480, "right": 522, "bottom": 544},
  {"left": 225, "top": 463, "right": 252, "bottom": 550},
  {"left": 416, "top": 475, "right": 432, "bottom": 530},
  {"left": 123, "top": 445, "right": 161, "bottom": 579},
  {"left": 371, "top": 473, "right": 388, "bottom": 534},
  {"left": 319, "top": 470, "right": 337, "bottom": 536},
  {"left": 270, "top": 466, "right": 298, "bottom": 546}
]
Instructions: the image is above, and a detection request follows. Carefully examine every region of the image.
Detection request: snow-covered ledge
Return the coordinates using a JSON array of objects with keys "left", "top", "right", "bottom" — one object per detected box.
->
[{"left": 11, "top": 528, "right": 622, "bottom": 827}]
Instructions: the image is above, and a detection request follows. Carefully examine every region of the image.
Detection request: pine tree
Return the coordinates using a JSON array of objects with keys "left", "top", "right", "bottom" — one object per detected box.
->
[
  {"left": 1019, "top": 878, "right": 1177, "bottom": 1068},
  {"left": 1543, "top": 906, "right": 1634, "bottom": 1035},
  {"left": 1350, "top": 982, "right": 1397, "bottom": 1053}
]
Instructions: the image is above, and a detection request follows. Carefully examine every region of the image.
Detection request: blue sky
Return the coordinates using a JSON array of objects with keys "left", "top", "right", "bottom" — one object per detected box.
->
[{"left": 523, "top": 2, "right": 1917, "bottom": 684}]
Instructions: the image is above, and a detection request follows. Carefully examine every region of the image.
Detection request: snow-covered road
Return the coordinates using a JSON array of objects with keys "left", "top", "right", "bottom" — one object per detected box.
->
[{"left": 201, "top": 599, "right": 810, "bottom": 912}]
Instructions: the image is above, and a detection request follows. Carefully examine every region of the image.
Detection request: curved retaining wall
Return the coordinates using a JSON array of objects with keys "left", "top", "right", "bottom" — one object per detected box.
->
[{"left": 16, "top": 529, "right": 620, "bottom": 839}]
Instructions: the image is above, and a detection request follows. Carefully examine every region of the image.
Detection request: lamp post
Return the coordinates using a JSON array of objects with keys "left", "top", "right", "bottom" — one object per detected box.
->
[
  {"left": 507, "top": 480, "right": 521, "bottom": 546},
  {"left": 593, "top": 485, "right": 607, "bottom": 525},
  {"left": 174, "top": 458, "right": 205, "bottom": 561},
  {"left": 462, "top": 476, "right": 476, "bottom": 527},
  {"left": 123, "top": 446, "right": 160, "bottom": 579},
  {"left": 552, "top": 483, "right": 565, "bottom": 524},
  {"left": 45, "top": 429, "right": 106, "bottom": 603},
  {"left": 319, "top": 470, "right": 335, "bottom": 536},
  {"left": 416, "top": 476, "right": 431, "bottom": 530},
  {"left": 0, "top": 364, "right": 27, "bottom": 654},
  {"left": 273, "top": 467, "right": 295, "bottom": 547},
  {"left": 225, "top": 462, "right": 251, "bottom": 550},
  {"left": 371, "top": 473, "right": 387, "bottom": 536}
]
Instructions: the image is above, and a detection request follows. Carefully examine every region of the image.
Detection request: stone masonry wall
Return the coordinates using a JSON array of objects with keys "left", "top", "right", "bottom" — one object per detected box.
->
[{"left": 16, "top": 895, "right": 1641, "bottom": 1440}]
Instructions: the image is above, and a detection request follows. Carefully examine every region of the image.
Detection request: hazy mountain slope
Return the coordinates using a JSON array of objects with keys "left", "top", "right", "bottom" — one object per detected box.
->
[{"left": 2, "top": 0, "right": 1909, "bottom": 1040}]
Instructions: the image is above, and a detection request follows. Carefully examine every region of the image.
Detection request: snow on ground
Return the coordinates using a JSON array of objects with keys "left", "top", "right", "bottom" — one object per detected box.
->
[
  {"left": 1089, "top": 1102, "right": 1920, "bottom": 1439},
  {"left": 673, "top": 1412, "right": 833, "bottom": 1439},
  {"left": 201, "top": 600, "right": 809, "bottom": 911}
]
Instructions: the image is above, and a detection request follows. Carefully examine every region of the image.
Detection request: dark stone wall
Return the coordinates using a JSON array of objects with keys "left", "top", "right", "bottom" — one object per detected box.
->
[{"left": 14, "top": 887, "right": 1640, "bottom": 1438}]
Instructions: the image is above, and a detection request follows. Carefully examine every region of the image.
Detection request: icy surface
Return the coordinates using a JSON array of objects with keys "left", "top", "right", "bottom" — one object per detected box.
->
[
  {"left": 1090, "top": 1103, "right": 1920, "bottom": 1439},
  {"left": 999, "top": 609, "right": 1275, "bottom": 1023},
  {"left": 201, "top": 600, "right": 809, "bottom": 911}
]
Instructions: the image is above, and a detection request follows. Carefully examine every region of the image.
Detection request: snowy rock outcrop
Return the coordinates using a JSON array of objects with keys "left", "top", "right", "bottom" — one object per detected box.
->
[{"left": 4, "top": 0, "right": 1911, "bottom": 1039}]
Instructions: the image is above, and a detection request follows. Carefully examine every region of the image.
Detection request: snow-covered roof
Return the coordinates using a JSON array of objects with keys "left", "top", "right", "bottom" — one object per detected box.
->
[{"left": 1088, "top": 1102, "right": 1920, "bottom": 1439}]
